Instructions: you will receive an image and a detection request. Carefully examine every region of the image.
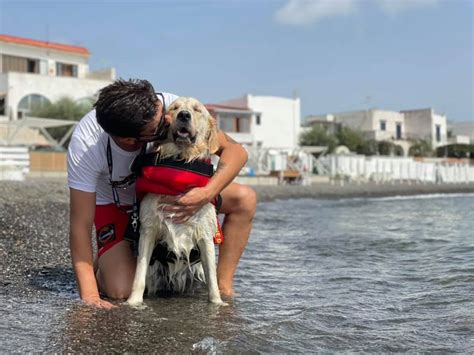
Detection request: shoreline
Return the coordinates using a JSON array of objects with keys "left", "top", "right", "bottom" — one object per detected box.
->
[
  {"left": 0, "top": 178, "right": 473, "bottom": 204},
  {"left": 252, "top": 182, "right": 474, "bottom": 202}
]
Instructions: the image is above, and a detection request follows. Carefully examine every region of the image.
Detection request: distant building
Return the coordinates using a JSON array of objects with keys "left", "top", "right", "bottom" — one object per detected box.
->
[
  {"left": 211, "top": 94, "right": 301, "bottom": 149},
  {"left": 305, "top": 107, "right": 449, "bottom": 155},
  {"left": 401, "top": 108, "right": 448, "bottom": 147},
  {"left": 303, "top": 114, "right": 339, "bottom": 135},
  {"left": 448, "top": 121, "right": 474, "bottom": 144},
  {"left": 0, "top": 34, "right": 115, "bottom": 121}
]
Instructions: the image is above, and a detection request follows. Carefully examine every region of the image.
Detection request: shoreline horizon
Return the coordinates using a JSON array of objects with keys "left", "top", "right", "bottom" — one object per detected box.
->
[{"left": 0, "top": 178, "right": 473, "bottom": 204}]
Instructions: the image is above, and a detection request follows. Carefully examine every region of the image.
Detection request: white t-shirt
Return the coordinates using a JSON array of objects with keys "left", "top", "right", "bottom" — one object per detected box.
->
[{"left": 67, "top": 92, "right": 179, "bottom": 205}]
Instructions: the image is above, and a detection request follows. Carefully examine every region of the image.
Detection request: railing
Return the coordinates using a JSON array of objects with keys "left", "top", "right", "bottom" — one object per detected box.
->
[
  {"left": 319, "top": 154, "right": 474, "bottom": 183},
  {"left": 0, "top": 146, "right": 30, "bottom": 181}
]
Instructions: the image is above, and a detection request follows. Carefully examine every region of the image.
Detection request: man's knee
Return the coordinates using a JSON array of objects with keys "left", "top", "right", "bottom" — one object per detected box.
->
[
  {"left": 98, "top": 271, "right": 133, "bottom": 300},
  {"left": 105, "top": 286, "right": 131, "bottom": 300},
  {"left": 97, "top": 242, "right": 136, "bottom": 300},
  {"left": 234, "top": 185, "right": 257, "bottom": 218}
]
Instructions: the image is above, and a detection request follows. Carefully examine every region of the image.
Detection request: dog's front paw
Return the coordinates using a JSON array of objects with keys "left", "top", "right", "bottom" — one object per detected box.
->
[
  {"left": 209, "top": 297, "right": 228, "bottom": 306},
  {"left": 125, "top": 297, "right": 144, "bottom": 308}
]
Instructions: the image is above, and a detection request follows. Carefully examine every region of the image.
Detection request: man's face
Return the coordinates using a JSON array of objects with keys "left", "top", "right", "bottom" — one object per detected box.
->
[
  {"left": 113, "top": 99, "right": 171, "bottom": 151},
  {"left": 137, "top": 100, "right": 168, "bottom": 141}
]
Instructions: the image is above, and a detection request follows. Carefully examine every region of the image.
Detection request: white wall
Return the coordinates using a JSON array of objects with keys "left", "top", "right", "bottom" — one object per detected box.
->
[
  {"left": 334, "top": 110, "right": 372, "bottom": 132},
  {"left": 219, "top": 94, "right": 301, "bottom": 149},
  {"left": 2, "top": 72, "right": 112, "bottom": 120},
  {"left": 403, "top": 109, "right": 447, "bottom": 147},
  {"left": 248, "top": 95, "right": 300, "bottom": 149},
  {"left": 371, "top": 110, "right": 404, "bottom": 140}
]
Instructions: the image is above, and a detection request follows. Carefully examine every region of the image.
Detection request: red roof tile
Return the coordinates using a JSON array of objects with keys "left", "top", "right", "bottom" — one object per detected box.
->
[
  {"left": 0, "top": 34, "right": 90, "bottom": 56},
  {"left": 205, "top": 103, "right": 251, "bottom": 112}
]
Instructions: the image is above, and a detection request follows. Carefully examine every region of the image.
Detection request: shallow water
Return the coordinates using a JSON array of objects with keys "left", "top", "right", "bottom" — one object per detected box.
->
[{"left": 1, "top": 194, "right": 474, "bottom": 352}]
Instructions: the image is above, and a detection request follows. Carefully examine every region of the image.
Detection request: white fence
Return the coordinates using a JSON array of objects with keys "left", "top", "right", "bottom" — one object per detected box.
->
[
  {"left": 320, "top": 155, "right": 474, "bottom": 183},
  {"left": 246, "top": 148, "right": 317, "bottom": 175},
  {"left": 0, "top": 146, "right": 30, "bottom": 181}
]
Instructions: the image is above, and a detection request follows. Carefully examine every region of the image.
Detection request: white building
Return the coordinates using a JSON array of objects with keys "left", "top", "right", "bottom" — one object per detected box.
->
[
  {"left": 213, "top": 94, "right": 301, "bottom": 149},
  {"left": 448, "top": 121, "right": 474, "bottom": 144},
  {"left": 306, "top": 107, "right": 449, "bottom": 155},
  {"left": 401, "top": 108, "right": 448, "bottom": 147},
  {"left": 0, "top": 34, "right": 115, "bottom": 121}
]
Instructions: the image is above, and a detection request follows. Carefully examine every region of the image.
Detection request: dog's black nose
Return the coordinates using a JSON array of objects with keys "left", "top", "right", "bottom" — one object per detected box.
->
[{"left": 177, "top": 110, "right": 191, "bottom": 123}]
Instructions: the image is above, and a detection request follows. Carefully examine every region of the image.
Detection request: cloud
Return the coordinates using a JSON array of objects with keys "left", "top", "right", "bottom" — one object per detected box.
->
[
  {"left": 274, "top": 0, "right": 440, "bottom": 26},
  {"left": 274, "top": 0, "right": 357, "bottom": 26}
]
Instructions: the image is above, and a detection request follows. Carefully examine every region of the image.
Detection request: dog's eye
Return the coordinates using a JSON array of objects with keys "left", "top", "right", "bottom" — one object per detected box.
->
[{"left": 193, "top": 105, "right": 201, "bottom": 113}]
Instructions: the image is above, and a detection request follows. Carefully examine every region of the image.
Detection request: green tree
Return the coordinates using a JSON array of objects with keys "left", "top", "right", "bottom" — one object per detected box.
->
[
  {"left": 408, "top": 139, "right": 433, "bottom": 157},
  {"left": 300, "top": 125, "right": 338, "bottom": 153},
  {"left": 377, "top": 141, "right": 404, "bottom": 156},
  {"left": 358, "top": 139, "right": 378, "bottom": 156},
  {"left": 30, "top": 96, "right": 93, "bottom": 147},
  {"left": 335, "top": 126, "right": 367, "bottom": 153},
  {"left": 436, "top": 144, "right": 474, "bottom": 158}
]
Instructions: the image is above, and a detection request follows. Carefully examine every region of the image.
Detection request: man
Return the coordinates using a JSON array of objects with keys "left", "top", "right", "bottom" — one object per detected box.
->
[{"left": 68, "top": 79, "right": 256, "bottom": 308}]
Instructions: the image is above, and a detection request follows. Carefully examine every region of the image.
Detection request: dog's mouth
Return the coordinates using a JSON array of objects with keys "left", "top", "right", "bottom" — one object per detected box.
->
[{"left": 172, "top": 126, "right": 196, "bottom": 145}]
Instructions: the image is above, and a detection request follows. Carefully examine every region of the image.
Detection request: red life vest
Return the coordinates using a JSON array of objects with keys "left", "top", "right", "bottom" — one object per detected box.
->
[
  {"left": 136, "top": 165, "right": 211, "bottom": 199},
  {"left": 133, "top": 155, "right": 224, "bottom": 244}
]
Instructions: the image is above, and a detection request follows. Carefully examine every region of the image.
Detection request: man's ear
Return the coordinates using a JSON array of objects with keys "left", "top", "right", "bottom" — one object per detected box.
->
[{"left": 207, "top": 116, "right": 220, "bottom": 154}]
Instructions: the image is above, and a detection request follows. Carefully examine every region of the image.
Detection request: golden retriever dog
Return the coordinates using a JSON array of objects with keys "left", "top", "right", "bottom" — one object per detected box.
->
[{"left": 126, "top": 97, "right": 225, "bottom": 306}]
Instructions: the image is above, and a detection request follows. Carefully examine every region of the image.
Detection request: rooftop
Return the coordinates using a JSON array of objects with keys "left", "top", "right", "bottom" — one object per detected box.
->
[{"left": 0, "top": 34, "right": 90, "bottom": 56}]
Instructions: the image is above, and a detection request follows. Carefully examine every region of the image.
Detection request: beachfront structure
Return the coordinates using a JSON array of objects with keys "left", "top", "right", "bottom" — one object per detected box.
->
[
  {"left": 305, "top": 108, "right": 449, "bottom": 155},
  {"left": 448, "top": 121, "right": 474, "bottom": 144},
  {"left": 401, "top": 108, "right": 448, "bottom": 147},
  {"left": 211, "top": 94, "right": 301, "bottom": 150},
  {"left": 0, "top": 34, "right": 115, "bottom": 121}
]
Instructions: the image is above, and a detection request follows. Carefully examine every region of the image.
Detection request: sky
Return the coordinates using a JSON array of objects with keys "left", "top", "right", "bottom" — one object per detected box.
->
[{"left": 0, "top": 0, "right": 472, "bottom": 122}]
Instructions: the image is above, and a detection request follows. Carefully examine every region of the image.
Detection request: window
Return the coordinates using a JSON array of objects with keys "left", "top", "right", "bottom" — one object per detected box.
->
[
  {"left": 1, "top": 54, "right": 39, "bottom": 74},
  {"left": 218, "top": 114, "right": 250, "bottom": 133},
  {"left": 236, "top": 117, "right": 250, "bottom": 133},
  {"left": 56, "top": 62, "right": 78, "bottom": 77},
  {"left": 436, "top": 124, "right": 441, "bottom": 142},
  {"left": 219, "top": 117, "right": 235, "bottom": 132},
  {"left": 27, "top": 59, "right": 38, "bottom": 73},
  {"left": 396, "top": 123, "right": 402, "bottom": 140},
  {"left": 256, "top": 114, "right": 261, "bottom": 125},
  {"left": 380, "top": 120, "right": 386, "bottom": 131},
  {"left": 17, "top": 94, "right": 50, "bottom": 118},
  {"left": 0, "top": 97, "right": 5, "bottom": 115}
]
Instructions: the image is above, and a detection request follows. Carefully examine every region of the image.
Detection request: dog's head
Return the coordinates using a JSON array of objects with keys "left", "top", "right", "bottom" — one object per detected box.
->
[{"left": 160, "top": 97, "right": 219, "bottom": 161}]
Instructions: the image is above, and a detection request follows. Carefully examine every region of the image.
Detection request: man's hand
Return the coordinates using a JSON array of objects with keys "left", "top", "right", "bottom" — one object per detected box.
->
[
  {"left": 162, "top": 187, "right": 214, "bottom": 224},
  {"left": 82, "top": 295, "right": 117, "bottom": 309}
]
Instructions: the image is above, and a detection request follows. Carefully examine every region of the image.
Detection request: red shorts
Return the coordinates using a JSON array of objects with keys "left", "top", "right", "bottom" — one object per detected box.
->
[{"left": 94, "top": 204, "right": 130, "bottom": 258}]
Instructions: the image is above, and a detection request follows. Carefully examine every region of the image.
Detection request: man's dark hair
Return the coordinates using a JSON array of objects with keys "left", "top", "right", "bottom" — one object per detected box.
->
[{"left": 94, "top": 79, "right": 158, "bottom": 137}]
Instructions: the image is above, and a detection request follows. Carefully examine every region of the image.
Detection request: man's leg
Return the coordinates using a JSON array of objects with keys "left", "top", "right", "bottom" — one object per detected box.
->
[
  {"left": 96, "top": 241, "right": 136, "bottom": 300},
  {"left": 218, "top": 183, "right": 257, "bottom": 297}
]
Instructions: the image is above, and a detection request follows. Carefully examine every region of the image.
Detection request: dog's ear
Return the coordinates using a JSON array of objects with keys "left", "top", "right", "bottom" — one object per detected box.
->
[{"left": 207, "top": 115, "right": 220, "bottom": 154}]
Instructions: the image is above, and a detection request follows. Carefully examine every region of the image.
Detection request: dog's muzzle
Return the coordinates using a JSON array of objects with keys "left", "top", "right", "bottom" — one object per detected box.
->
[{"left": 173, "top": 110, "right": 196, "bottom": 144}]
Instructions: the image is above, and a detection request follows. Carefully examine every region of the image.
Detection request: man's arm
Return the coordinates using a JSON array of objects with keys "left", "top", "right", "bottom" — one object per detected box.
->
[
  {"left": 69, "top": 188, "right": 115, "bottom": 308},
  {"left": 206, "top": 130, "right": 248, "bottom": 197},
  {"left": 164, "top": 130, "right": 248, "bottom": 223}
]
